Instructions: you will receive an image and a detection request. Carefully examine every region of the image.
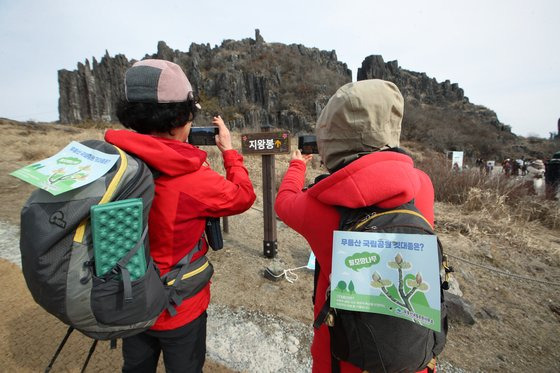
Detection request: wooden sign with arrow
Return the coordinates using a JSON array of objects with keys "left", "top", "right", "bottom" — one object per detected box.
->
[{"left": 240, "top": 131, "right": 291, "bottom": 155}]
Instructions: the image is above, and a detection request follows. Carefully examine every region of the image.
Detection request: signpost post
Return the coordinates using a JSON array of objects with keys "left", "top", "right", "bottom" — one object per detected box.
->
[
  {"left": 222, "top": 216, "right": 229, "bottom": 234},
  {"left": 241, "top": 126, "right": 290, "bottom": 258}
]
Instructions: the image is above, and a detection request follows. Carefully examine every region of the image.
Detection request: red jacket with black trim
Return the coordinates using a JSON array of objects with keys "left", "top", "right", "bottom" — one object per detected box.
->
[
  {"left": 105, "top": 129, "right": 256, "bottom": 330},
  {"left": 274, "top": 151, "right": 434, "bottom": 373}
]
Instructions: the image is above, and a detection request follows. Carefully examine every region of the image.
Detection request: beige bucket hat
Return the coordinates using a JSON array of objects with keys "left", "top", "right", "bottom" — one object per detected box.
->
[
  {"left": 316, "top": 79, "right": 404, "bottom": 172},
  {"left": 531, "top": 159, "right": 545, "bottom": 169}
]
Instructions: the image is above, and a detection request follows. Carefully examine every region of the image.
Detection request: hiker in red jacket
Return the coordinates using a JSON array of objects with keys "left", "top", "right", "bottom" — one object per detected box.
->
[
  {"left": 106, "top": 59, "right": 256, "bottom": 373},
  {"left": 275, "top": 80, "right": 440, "bottom": 373}
]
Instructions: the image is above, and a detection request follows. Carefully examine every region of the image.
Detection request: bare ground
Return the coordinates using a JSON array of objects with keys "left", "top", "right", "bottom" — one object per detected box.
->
[{"left": 1, "top": 120, "right": 559, "bottom": 372}]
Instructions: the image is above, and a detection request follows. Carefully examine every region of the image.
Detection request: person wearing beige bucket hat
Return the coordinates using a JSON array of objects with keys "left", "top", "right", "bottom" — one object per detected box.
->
[
  {"left": 105, "top": 59, "right": 256, "bottom": 372},
  {"left": 316, "top": 79, "right": 404, "bottom": 173},
  {"left": 275, "top": 79, "right": 441, "bottom": 373}
]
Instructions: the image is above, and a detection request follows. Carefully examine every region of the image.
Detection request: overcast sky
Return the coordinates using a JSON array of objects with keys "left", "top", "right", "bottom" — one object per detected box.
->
[{"left": 0, "top": 0, "right": 558, "bottom": 138}]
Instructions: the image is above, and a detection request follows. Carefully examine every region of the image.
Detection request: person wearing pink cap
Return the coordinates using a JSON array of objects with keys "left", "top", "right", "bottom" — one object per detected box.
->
[{"left": 105, "top": 59, "right": 256, "bottom": 372}]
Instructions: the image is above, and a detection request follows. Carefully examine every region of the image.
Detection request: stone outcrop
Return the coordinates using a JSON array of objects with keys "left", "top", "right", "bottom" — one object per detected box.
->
[
  {"left": 357, "top": 55, "right": 505, "bottom": 131},
  {"left": 358, "top": 55, "right": 466, "bottom": 105}
]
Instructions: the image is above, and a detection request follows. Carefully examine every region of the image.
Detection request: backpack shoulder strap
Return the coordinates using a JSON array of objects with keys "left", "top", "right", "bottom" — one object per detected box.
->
[
  {"left": 161, "top": 238, "right": 205, "bottom": 316},
  {"left": 73, "top": 144, "right": 130, "bottom": 244},
  {"left": 312, "top": 257, "right": 320, "bottom": 306}
]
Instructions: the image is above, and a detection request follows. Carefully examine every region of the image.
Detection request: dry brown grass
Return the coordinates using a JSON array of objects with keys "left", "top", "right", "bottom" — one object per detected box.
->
[
  {"left": 2, "top": 120, "right": 560, "bottom": 372},
  {"left": 2, "top": 121, "right": 105, "bottom": 162},
  {"left": 5, "top": 118, "right": 557, "bottom": 231},
  {"left": 418, "top": 154, "right": 560, "bottom": 230}
]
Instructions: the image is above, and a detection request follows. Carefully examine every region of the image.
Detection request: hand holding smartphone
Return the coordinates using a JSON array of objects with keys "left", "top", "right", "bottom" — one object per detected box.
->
[
  {"left": 188, "top": 127, "right": 219, "bottom": 145},
  {"left": 212, "top": 115, "right": 233, "bottom": 152},
  {"left": 188, "top": 115, "right": 233, "bottom": 153},
  {"left": 298, "top": 135, "right": 318, "bottom": 154}
]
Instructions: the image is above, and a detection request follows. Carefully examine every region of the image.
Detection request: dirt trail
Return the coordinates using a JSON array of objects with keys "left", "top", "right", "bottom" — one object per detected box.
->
[{"left": 1, "top": 120, "right": 559, "bottom": 372}]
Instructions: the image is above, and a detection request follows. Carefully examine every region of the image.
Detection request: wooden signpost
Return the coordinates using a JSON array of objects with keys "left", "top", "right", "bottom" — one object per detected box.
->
[{"left": 241, "top": 126, "right": 290, "bottom": 258}]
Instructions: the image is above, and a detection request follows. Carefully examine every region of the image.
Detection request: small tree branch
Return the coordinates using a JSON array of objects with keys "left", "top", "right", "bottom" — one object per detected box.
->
[
  {"left": 403, "top": 287, "right": 418, "bottom": 311},
  {"left": 381, "top": 286, "right": 406, "bottom": 308},
  {"left": 397, "top": 267, "right": 407, "bottom": 300},
  {"left": 49, "top": 170, "right": 81, "bottom": 184}
]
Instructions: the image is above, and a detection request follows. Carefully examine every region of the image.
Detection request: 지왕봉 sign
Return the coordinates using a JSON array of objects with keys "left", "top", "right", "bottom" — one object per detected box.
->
[{"left": 241, "top": 131, "right": 290, "bottom": 155}]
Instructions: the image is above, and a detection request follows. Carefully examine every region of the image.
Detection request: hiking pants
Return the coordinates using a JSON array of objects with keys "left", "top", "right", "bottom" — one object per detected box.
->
[{"left": 122, "top": 311, "right": 207, "bottom": 373}]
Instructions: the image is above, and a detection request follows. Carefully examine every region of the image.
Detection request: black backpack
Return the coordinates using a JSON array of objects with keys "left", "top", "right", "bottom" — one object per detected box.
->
[{"left": 313, "top": 201, "right": 448, "bottom": 373}]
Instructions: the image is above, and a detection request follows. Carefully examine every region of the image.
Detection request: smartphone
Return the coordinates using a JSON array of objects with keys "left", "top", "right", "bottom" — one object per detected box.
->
[
  {"left": 188, "top": 127, "right": 219, "bottom": 145},
  {"left": 298, "top": 135, "right": 318, "bottom": 154}
]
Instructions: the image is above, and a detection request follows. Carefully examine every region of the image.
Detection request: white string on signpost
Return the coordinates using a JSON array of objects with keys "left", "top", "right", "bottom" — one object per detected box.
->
[{"left": 267, "top": 265, "right": 310, "bottom": 283}]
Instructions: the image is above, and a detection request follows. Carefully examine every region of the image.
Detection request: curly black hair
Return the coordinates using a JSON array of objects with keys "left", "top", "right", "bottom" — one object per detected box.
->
[{"left": 116, "top": 99, "right": 199, "bottom": 134}]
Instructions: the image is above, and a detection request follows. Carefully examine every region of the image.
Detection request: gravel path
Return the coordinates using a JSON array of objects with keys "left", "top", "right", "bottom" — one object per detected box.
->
[
  {"left": 3, "top": 220, "right": 466, "bottom": 373},
  {"left": 0, "top": 221, "right": 21, "bottom": 267}
]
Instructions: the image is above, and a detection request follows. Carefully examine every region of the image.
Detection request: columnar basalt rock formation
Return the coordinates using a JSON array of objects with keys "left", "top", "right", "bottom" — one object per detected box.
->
[
  {"left": 58, "top": 30, "right": 352, "bottom": 134},
  {"left": 58, "top": 52, "right": 131, "bottom": 124},
  {"left": 58, "top": 31, "right": 516, "bottom": 158}
]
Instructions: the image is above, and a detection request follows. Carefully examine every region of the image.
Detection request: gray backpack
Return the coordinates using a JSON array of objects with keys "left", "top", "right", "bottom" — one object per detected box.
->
[{"left": 20, "top": 140, "right": 168, "bottom": 341}]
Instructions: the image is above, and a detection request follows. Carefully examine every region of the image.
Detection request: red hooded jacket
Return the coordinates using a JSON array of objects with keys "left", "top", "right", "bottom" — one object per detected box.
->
[
  {"left": 105, "top": 129, "right": 256, "bottom": 330},
  {"left": 275, "top": 151, "right": 434, "bottom": 373}
]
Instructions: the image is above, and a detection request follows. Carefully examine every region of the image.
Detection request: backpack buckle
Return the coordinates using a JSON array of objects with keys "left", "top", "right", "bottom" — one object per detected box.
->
[
  {"left": 426, "top": 357, "right": 437, "bottom": 372},
  {"left": 325, "top": 310, "right": 335, "bottom": 327},
  {"left": 441, "top": 255, "right": 454, "bottom": 290},
  {"left": 314, "top": 298, "right": 334, "bottom": 329}
]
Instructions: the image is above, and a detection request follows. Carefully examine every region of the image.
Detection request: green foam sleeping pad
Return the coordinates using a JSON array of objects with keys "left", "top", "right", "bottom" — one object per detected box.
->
[{"left": 90, "top": 198, "right": 146, "bottom": 280}]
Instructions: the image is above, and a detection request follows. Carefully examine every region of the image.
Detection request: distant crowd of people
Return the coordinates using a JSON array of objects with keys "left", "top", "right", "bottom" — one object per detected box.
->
[{"left": 474, "top": 156, "right": 560, "bottom": 198}]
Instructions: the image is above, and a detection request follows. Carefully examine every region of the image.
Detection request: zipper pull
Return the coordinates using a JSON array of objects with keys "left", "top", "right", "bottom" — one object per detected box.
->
[{"left": 354, "top": 212, "right": 377, "bottom": 230}]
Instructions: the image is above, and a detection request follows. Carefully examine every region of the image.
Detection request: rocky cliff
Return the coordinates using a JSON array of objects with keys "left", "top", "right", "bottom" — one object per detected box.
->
[
  {"left": 357, "top": 55, "right": 505, "bottom": 131},
  {"left": 58, "top": 30, "right": 351, "bottom": 133},
  {"left": 58, "top": 30, "right": 518, "bottom": 158},
  {"left": 358, "top": 55, "right": 466, "bottom": 105}
]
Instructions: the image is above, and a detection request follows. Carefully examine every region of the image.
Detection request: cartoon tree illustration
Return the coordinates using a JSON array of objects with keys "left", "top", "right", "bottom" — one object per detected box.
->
[
  {"left": 336, "top": 280, "right": 347, "bottom": 292},
  {"left": 348, "top": 280, "right": 355, "bottom": 294},
  {"left": 370, "top": 253, "right": 429, "bottom": 314}
]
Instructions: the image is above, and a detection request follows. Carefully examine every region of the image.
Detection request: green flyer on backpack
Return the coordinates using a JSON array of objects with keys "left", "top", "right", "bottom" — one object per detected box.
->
[
  {"left": 331, "top": 231, "right": 441, "bottom": 332},
  {"left": 10, "top": 141, "right": 119, "bottom": 196}
]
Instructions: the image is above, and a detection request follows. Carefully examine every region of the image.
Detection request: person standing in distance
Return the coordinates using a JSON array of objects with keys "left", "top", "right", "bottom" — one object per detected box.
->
[{"left": 106, "top": 59, "right": 256, "bottom": 372}]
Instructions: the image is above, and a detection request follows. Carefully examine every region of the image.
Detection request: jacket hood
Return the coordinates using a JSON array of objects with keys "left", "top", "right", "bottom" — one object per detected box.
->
[
  {"left": 316, "top": 79, "right": 404, "bottom": 173},
  {"left": 105, "top": 129, "right": 206, "bottom": 176},
  {"left": 307, "top": 151, "right": 423, "bottom": 209}
]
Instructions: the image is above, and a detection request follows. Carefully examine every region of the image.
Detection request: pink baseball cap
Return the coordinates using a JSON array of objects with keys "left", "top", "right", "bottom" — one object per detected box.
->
[{"left": 125, "top": 59, "right": 193, "bottom": 103}]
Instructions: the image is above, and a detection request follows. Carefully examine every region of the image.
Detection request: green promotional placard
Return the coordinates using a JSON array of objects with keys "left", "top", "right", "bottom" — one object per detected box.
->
[
  {"left": 10, "top": 141, "right": 119, "bottom": 196},
  {"left": 331, "top": 231, "right": 441, "bottom": 332}
]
